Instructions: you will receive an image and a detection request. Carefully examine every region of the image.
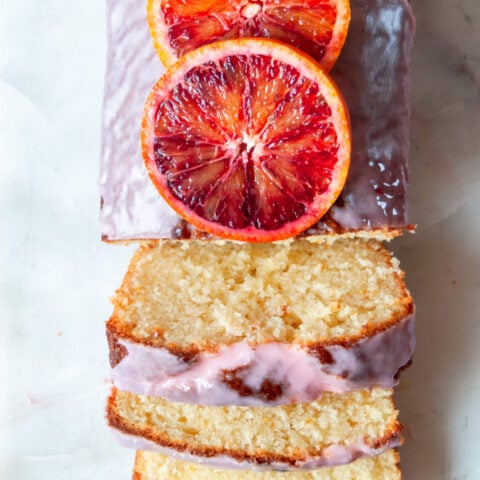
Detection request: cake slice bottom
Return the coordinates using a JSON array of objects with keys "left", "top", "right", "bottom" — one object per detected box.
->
[
  {"left": 133, "top": 449, "right": 401, "bottom": 479},
  {"left": 107, "top": 388, "right": 402, "bottom": 471}
]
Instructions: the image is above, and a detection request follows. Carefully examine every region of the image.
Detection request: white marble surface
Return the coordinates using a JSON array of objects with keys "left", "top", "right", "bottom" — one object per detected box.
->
[{"left": 0, "top": 0, "right": 479, "bottom": 479}]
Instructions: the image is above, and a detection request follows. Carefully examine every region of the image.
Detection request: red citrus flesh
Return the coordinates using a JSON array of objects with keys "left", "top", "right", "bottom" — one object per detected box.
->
[
  {"left": 147, "top": 0, "right": 350, "bottom": 71},
  {"left": 142, "top": 39, "right": 351, "bottom": 242}
]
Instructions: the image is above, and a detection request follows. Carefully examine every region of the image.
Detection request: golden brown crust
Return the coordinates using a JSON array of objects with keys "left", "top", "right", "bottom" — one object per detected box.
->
[
  {"left": 106, "top": 328, "right": 129, "bottom": 368},
  {"left": 132, "top": 471, "right": 142, "bottom": 480},
  {"left": 133, "top": 450, "right": 146, "bottom": 480},
  {"left": 220, "top": 366, "right": 285, "bottom": 402},
  {"left": 130, "top": 452, "right": 147, "bottom": 480},
  {"left": 106, "top": 325, "right": 201, "bottom": 368},
  {"left": 394, "top": 449, "right": 403, "bottom": 479},
  {"left": 107, "top": 389, "right": 403, "bottom": 468}
]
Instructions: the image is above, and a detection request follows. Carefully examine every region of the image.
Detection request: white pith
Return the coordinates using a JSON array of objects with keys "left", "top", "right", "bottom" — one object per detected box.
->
[{"left": 240, "top": 2, "right": 262, "bottom": 19}]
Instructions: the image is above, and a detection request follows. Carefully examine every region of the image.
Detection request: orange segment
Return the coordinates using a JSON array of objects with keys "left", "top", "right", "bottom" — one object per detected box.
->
[
  {"left": 147, "top": 0, "right": 350, "bottom": 70},
  {"left": 141, "top": 39, "right": 351, "bottom": 242}
]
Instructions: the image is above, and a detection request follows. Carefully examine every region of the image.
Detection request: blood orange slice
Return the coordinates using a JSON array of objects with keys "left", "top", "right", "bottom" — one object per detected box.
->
[
  {"left": 147, "top": 0, "right": 350, "bottom": 71},
  {"left": 141, "top": 39, "right": 351, "bottom": 242}
]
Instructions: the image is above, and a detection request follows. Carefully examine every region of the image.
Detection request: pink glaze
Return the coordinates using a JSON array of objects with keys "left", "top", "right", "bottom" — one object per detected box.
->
[
  {"left": 113, "top": 429, "right": 401, "bottom": 471},
  {"left": 111, "top": 314, "right": 414, "bottom": 406}
]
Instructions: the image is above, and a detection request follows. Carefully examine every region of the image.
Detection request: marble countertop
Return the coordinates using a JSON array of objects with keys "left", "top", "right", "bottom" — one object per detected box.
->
[{"left": 1, "top": 0, "right": 479, "bottom": 478}]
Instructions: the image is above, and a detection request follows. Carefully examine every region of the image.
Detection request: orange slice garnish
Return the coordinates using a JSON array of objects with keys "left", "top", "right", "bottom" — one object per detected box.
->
[
  {"left": 147, "top": 0, "right": 350, "bottom": 71},
  {"left": 141, "top": 38, "right": 351, "bottom": 242}
]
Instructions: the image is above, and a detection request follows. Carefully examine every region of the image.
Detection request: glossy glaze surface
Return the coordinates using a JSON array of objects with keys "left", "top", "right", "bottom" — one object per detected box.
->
[
  {"left": 111, "top": 314, "right": 415, "bottom": 406},
  {"left": 99, "top": 0, "right": 415, "bottom": 240}
]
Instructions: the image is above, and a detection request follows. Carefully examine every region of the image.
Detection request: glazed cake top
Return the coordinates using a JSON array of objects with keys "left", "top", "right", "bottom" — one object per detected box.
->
[{"left": 99, "top": 0, "right": 415, "bottom": 241}]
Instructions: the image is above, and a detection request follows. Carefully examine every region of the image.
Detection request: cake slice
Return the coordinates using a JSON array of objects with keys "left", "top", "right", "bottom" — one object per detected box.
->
[
  {"left": 99, "top": 0, "right": 415, "bottom": 241},
  {"left": 108, "top": 387, "right": 402, "bottom": 471},
  {"left": 107, "top": 238, "right": 414, "bottom": 406},
  {"left": 133, "top": 449, "right": 401, "bottom": 480}
]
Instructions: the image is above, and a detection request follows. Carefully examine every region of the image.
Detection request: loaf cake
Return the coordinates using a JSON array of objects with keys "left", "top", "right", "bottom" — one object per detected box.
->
[
  {"left": 107, "top": 238, "right": 414, "bottom": 406},
  {"left": 99, "top": 0, "right": 415, "bottom": 242},
  {"left": 107, "top": 387, "right": 401, "bottom": 471},
  {"left": 133, "top": 449, "right": 401, "bottom": 479},
  {"left": 101, "top": 0, "right": 416, "bottom": 477}
]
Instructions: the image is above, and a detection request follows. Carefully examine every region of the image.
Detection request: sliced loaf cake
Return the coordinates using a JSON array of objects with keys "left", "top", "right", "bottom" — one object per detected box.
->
[
  {"left": 133, "top": 449, "right": 401, "bottom": 479},
  {"left": 107, "top": 238, "right": 414, "bottom": 406},
  {"left": 108, "top": 387, "right": 401, "bottom": 471}
]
